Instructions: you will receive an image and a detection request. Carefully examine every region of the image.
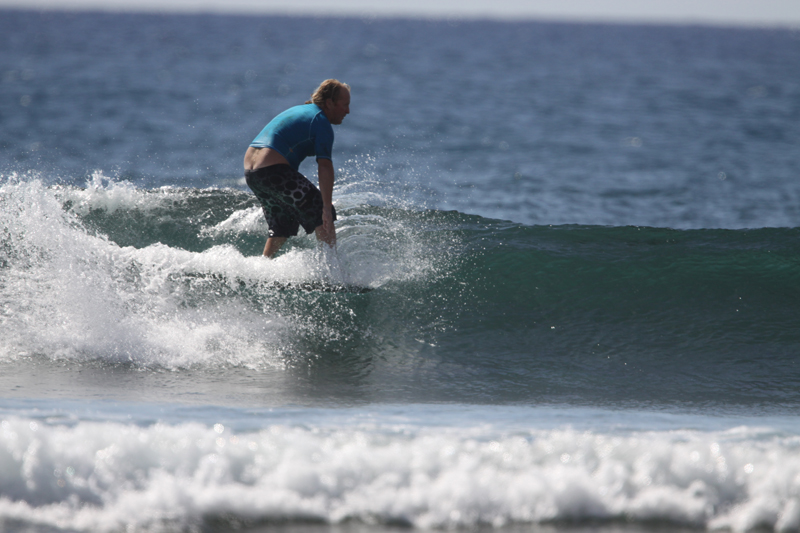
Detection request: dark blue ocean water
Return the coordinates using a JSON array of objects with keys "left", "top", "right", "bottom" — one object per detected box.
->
[{"left": 2, "top": 9, "right": 800, "bottom": 533}]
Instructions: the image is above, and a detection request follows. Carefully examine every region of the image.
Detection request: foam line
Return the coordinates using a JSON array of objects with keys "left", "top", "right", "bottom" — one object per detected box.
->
[{"left": 1, "top": 417, "right": 798, "bottom": 532}]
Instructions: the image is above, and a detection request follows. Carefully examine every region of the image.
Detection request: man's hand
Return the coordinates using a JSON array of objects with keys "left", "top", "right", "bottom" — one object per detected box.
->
[{"left": 322, "top": 204, "right": 336, "bottom": 244}]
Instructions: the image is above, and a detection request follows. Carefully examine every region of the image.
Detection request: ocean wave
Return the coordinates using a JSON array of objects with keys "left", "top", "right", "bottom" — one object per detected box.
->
[
  {"left": 2, "top": 175, "right": 799, "bottom": 406},
  {"left": 1, "top": 413, "right": 799, "bottom": 532}
]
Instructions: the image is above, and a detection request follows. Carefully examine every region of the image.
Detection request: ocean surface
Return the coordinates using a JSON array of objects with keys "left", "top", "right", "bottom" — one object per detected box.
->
[{"left": 2, "top": 9, "right": 800, "bottom": 533}]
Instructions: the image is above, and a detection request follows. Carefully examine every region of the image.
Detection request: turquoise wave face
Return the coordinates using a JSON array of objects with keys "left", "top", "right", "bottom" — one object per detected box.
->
[{"left": 2, "top": 177, "right": 800, "bottom": 408}]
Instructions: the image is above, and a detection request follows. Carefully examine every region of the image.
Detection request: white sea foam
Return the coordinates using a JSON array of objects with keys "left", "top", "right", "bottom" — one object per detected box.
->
[
  {"left": 0, "top": 176, "right": 440, "bottom": 369},
  {"left": 55, "top": 171, "right": 187, "bottom": 215},
  {"left": 0, "top": 177, "right": 285, "bottom": 369},
  {"left": 200, "top": 205, "right": 266, "bottom": 236},
  {"left": 0, "top": 413, "right": 799, "bottom": 532}
]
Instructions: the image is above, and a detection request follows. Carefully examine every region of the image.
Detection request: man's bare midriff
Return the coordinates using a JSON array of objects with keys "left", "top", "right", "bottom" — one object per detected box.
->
[{"left": 244, "top": 146, "right": 290, "bottom": 171}]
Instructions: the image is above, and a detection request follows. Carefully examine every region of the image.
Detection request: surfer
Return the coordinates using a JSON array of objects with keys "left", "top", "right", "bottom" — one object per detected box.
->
[{"left": 243, "top": 79, "right": 350, "bottom": 258}]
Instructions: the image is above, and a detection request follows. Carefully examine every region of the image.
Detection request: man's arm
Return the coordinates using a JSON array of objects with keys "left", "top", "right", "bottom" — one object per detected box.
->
[{"left": 317, "top": 158, "right": 336, "bottom": 242}]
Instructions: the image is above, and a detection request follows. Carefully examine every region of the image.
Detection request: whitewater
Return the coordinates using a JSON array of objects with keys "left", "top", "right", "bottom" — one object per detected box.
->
[{"left": 3, "top": 401, "right": 800, "bottom": 533}]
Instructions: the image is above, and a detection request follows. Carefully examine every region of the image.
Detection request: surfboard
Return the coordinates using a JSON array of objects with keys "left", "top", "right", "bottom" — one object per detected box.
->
[
  {"left": 180, "top": 272, "right": 373, "bottom": 293},
  {"left": 268, "top": 281, "right": 374, "bottom": 293}
]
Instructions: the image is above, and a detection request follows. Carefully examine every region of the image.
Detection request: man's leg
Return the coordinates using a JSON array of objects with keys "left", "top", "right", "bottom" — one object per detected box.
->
[{"left": 263, "top": 237, "right": 287, "bottom": 258}]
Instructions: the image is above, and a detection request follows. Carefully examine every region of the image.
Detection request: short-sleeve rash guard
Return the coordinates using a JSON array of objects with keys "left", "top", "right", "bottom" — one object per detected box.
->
[{"left": 249, "top": 104, "right": 334, "bottom": 171}]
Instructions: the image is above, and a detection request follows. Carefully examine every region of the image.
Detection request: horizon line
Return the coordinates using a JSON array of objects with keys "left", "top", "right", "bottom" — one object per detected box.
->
[{"left": 2, "top": 1, "right": 800, "bottom": 29}]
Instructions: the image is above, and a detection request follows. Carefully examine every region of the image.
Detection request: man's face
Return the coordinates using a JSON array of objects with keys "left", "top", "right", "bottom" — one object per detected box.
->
[{"left": 324, "top": 89, "right": 350, "bottom": 125}]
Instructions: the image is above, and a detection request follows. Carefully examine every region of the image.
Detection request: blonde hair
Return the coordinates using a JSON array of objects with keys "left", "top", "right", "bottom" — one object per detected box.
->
[{"left": 305, "top": 79, "right": 350, "bottom": 106}]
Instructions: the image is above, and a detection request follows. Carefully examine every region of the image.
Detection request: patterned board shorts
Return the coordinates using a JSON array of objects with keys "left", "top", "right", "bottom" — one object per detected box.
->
[{"left": 245, "top": 164, "right": 336, "bottom": 238}]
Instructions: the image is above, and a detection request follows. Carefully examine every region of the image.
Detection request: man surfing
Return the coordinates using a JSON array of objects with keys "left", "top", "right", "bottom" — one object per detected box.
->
[{"left": 244, "top": 79, "right": 350, "bottom": 258}]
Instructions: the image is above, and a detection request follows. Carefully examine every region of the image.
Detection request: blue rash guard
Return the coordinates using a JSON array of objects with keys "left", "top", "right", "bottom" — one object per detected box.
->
[{"left": 249, "top": 104, "right": 334, "bottom": 171}]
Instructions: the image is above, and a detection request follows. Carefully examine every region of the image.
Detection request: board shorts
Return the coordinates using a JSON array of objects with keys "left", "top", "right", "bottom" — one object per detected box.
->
[{"left": 245, "top": 164, "right": 336, "bottom": 238}]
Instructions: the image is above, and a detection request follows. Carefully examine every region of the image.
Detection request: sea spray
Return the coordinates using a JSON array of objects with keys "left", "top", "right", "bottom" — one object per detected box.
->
[{"left": 0, "top": 176, "right": 449, "bottom": 372}]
